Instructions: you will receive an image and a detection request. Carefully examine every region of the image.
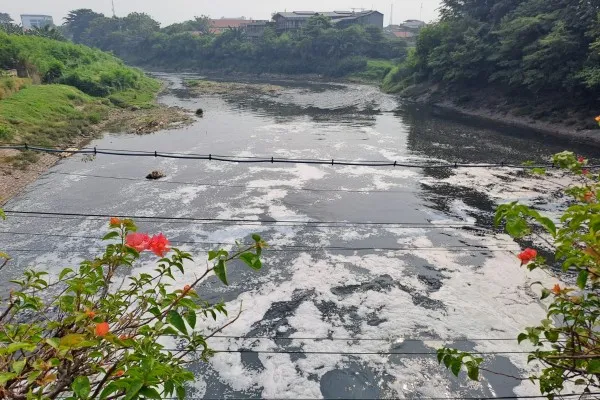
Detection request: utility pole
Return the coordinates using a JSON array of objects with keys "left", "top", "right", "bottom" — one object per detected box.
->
[
  {"left": 111, "top": 0, "right": 116, "bottom": 17},
  {"left": 419, "top": 2, "right": 423, "bottom": 20},
  {"left": 389, "top": 3, "right": 393, "bottom": 25}
]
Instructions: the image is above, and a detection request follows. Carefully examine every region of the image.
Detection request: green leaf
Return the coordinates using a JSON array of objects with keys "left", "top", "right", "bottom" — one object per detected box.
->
[
  {"left": 208, "top": 250, "right": 218, "bottom": 260},
  {"left": 167, "top": 310, "right": 188, "bottom": 335},
  {"left": 587, "top": 359, "right": 600, "bottom": 374},
  {"left": 0, "top": 372, "right": 17, "bottom": 386},
  {"left": 544, "top": 330, "right": 559, "bottom": 343},
  {"left": 124, "top": 381, "right": 143, "bottom": 400},
  {"left": 72, "top": 376, "right": 91, "bottom": 399},
  {"left": 176, "top": 385, "right": 186, "bottom": 400},
  {"left": 517, "top": 333, "right": 528, "bottom": 344},
  {"left": 6, "top": 342, "right": 36, "bottom": 354},
  {"left": 540, "top": 289, "right": 551, "bottom": 300},
  {"left": 0, "top": 209, "right": 5, "bottom": 220},
  {"left": 185, "top": 310, "right": 197, "bottom": 329},
  {"left": 102, "top": 231, "right": 120, "bottom": 241},
  {"left": 139, "top": 387, "right": 162, "bottom": 399},
  {"left": 11, "top": 360, "right": 25, "bottom": 375},
  {"left": 240, "top": 253, "right": 262, "bottom": 270},
  {"left": 99, "top": 382, "right": 119, "bottom": 400},
  {"left": 505, "top": 218, "right": 530, "bottom": 238},
  {"left": 214, "top": 259, "right": 228, "bottom": 285},
  {"left": 467, "top": 365, "right": 479, "bottom": 381},
  {"left": 436, "top": 349, "right": 445, "bottom": 363},
  {"left": 577, "top": 270, "right": 589, "bottom": 290},
  {"left": 450, "top": 359, "right": 462, "bottom": 377},
  {"left": 59, "top": 268, "right": 74, "bottom": 280},
  {"left": 252, "top": 234, "right": 261, "bottom": 242}
]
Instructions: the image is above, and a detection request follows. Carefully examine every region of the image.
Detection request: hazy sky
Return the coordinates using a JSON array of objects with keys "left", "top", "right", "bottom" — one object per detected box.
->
[{"left": 4, "top": 0, "right": 441, "bottom": 26}]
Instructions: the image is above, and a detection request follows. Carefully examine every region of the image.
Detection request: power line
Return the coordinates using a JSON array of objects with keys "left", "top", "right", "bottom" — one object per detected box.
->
[
  {"left": 2, "top": 210, "right": 490, "bottom": 229},
  {"left": 205, "top": 335, "right": 525, "bottom": 342},
  {"left": 0, "top": 231, "right": 519, "bottom": 253},
  {"left": 185, "top": 349, "right": 534, "bottom": 356},
  {"left": 56, "top": 393, "right": 600, "bottom": 400},
  {"left": 40, "top": 171, "right": 419, "bottom": 194},
  {"left": 0, "top": 145, "right": 576, "bottom": 169}
]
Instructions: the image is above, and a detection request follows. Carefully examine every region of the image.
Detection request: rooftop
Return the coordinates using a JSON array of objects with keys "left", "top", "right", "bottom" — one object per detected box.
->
[{"left": 274, "top": 10, "right": 381, "bottom": 19}]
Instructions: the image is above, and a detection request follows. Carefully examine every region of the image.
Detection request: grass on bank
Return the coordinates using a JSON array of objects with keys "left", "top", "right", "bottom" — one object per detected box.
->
[
  {"left": 349, "top": 59, "right": 396, "bottom": 84},
  {"left": 0, "top": 84, "right": 109, "bottom": 147},
  {"left": 0, "top": 32, "right": 167, "bottom": 155}
]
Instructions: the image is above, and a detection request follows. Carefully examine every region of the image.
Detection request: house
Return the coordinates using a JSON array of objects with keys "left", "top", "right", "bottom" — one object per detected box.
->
[
  {"left": 209, "top": 18, "right": 253, "bottom": 35},
  {"left": 401, "top": 19, "right": 426, "bottom": 30},
  {"left": 272, "top": 10, "right": 383, "bottom": 32},
  {"left": 244, "top": 20, "right": 270, "bottom": 40},
  {"left": 20, "top": 14, "right": 54, "bottom": 30},
  {"left": 384, "top": 19, "right": 425, "bottom": 40}
]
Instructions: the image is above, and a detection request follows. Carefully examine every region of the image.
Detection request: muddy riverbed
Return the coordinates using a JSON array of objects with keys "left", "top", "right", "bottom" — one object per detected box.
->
[{"left": 1, "top": 74, "right": 597, "bottom": 399}]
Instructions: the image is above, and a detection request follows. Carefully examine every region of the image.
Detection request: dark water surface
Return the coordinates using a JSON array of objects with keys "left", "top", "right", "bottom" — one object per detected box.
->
[{"left": 1, "top": 74, "right": 591, "bottom": 399}]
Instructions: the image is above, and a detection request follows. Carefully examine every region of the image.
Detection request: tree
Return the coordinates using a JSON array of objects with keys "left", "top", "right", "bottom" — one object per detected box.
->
[
  {"left": 0, "top": 12, "right": 13, "bottom": 25},
  {"left": 0, "top": 217, "right": 266, "bottom": 398},
  {"left": 438, "top": 151, "right": 600, "bottom": 396},
  {"left": 63, "top": 9, "right": 104, "bottom": 43}
]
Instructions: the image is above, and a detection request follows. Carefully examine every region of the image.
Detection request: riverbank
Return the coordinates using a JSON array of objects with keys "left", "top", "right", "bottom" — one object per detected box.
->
[
  {"left": 399, "top": 84, "right": 600, "bottom": 148},
  {"left": 0, "top": 97, "right": 192, "bottom": 205}
]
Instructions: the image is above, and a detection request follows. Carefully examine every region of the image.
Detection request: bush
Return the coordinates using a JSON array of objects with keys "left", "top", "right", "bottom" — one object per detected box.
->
[
  {"left": 438, "top": 151, "right": 600, "bottom": 396},
  {"left": 0, "top": 217, "right": 266, "bottom": 399}
]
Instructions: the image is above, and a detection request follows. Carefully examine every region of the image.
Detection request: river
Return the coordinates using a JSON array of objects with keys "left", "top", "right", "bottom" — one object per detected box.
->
[{"left": 1, "top": 73, "right": 596, "bottom": 399}]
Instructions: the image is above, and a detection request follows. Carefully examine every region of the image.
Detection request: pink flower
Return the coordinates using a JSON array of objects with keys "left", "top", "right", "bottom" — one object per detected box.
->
[
  {"left": 95, "top": 322, "right": 110, "bottom": 337},
  {"left": 125, "top": 233, "right": 151, "bottom": 252},
  {"left": 517, "top": 248, "right": 537, "bottom": 265},
  {"left": 582, "top": 169, "right": 590, "bottom": 176},
  {"left": 578, "top": 156, "right": 586, "bottom": 164},
  {"left": 149, "top": 233, "right": 170, "bottom": 257}
]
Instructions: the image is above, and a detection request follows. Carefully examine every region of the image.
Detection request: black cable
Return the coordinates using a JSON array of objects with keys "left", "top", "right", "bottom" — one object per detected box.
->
[
  {"left": 0, "top": 231, "right": 518, "bottom": 253},
  {"left": 2, "top": 210, "right": 490, "bottom": 229},
  {"left": 55, "top": 393, "right": 600, "bottom": 400},
  {"left": 0, "top": 145, "right": 578, "bottom": 169},
  {"left": 181, "top": 349, "right": 533, "bottom": 355},
  {"left": 39, "top": 171, "right": 417, "bottom": 194}
]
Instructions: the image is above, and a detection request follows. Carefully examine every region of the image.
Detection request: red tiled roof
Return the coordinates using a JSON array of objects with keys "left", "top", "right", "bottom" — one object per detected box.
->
[{"left": 210, "top": 19, "right": 252, "bottom": 29}]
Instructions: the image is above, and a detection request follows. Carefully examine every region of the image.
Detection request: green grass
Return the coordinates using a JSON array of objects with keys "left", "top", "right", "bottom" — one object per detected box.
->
[
  {"left": 349, "top": 59, "right": 395, "bottom": 83},
  {"left": 0, "top": 32, "right": 165, "bottom": 154},
  {"left": 0, "top": 77, "right": 30, "bottom": 100},
  {"left": 0, "top": 32, "right": 161, "bottom": 108},
  {"left": 0, "top": 84, "right": 109, "bottom": 146}
]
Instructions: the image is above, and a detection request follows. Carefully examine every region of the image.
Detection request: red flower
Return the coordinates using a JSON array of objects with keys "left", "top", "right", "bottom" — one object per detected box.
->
[
  {"left": 517, "top": 248, "right": 537, "bottom": 265},
  {"left": 125, "top": 233, "right": 151, "bottom": 252},
  {"left": 148, "top": 233, "right": 170, "bottom": 257},
  {"left": 110, "top": 217, "right": 122, "bottom": 226},
  {"left": 95, "top": 322, "right": 110, "bottom": 337},
  {"left": 114, "top": 370, "right": 125, "bottom": 377},
  {"left": 551, "top": 284, "right": 561, "bottom": 295},
  {"left": 85, "top": 309, "right": 96, "bottom": 319},
  {"left": 584, "top": 192, "right": 595, "bottom": 203},
  {"left": 582, "top": 169, "right": 590, "bottom": 176},
  {"left": 578, "top": 156, "right": 586, "bottom": 164}
]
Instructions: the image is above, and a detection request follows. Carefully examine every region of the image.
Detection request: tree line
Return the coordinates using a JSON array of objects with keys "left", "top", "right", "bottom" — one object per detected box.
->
[
  {"left": 384, "top": 0, "right": 600, "bottom": 121},
  {"left": 21, "top": 9, "right": 407, "bottom": 78}
]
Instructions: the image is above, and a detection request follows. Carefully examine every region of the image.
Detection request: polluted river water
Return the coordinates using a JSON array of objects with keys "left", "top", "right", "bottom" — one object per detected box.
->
[{"left": 1, "top": 73, "right": 598, "bottom": 399}]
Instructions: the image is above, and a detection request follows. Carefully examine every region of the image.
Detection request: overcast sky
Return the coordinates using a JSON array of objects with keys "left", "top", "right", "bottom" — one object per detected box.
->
[{"left": 4, "top": 0, "right": 441, "bottom": 26}]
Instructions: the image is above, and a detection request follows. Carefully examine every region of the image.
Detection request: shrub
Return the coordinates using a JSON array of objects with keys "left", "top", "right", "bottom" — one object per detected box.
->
[
  {"left": 0, "top": 217, "right": 266, "bottom": 399},
  {"left": 438, "top": 151, "right": 600, "bottom": 396}
]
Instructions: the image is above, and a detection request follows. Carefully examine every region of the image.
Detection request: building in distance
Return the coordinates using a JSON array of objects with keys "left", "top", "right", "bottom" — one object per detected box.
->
[
  {"left": 272, "top": 10, "right": 383, "bottom": 33},
  {"left": 20, "top": 14, "right": 54, "bottom": 30}
]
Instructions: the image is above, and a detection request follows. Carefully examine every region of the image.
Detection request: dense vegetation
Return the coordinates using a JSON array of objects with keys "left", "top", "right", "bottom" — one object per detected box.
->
[
  {"left": 0, "top": 31, "right": 161, "bottom": 149},
  {"left": 383, "top": 0, "right": 600, "bottom": 126},
  {"left": 61, "top": 10, "right": 407, "bottom": 79}
]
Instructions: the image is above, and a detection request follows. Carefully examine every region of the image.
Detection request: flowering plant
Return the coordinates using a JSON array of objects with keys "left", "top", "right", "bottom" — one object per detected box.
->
[
  {"left": 0, "top": 217, "right": 265, "bottom": 399},
  {"left": 438, "top": 151, "right": 600, "bottom": 396}
]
